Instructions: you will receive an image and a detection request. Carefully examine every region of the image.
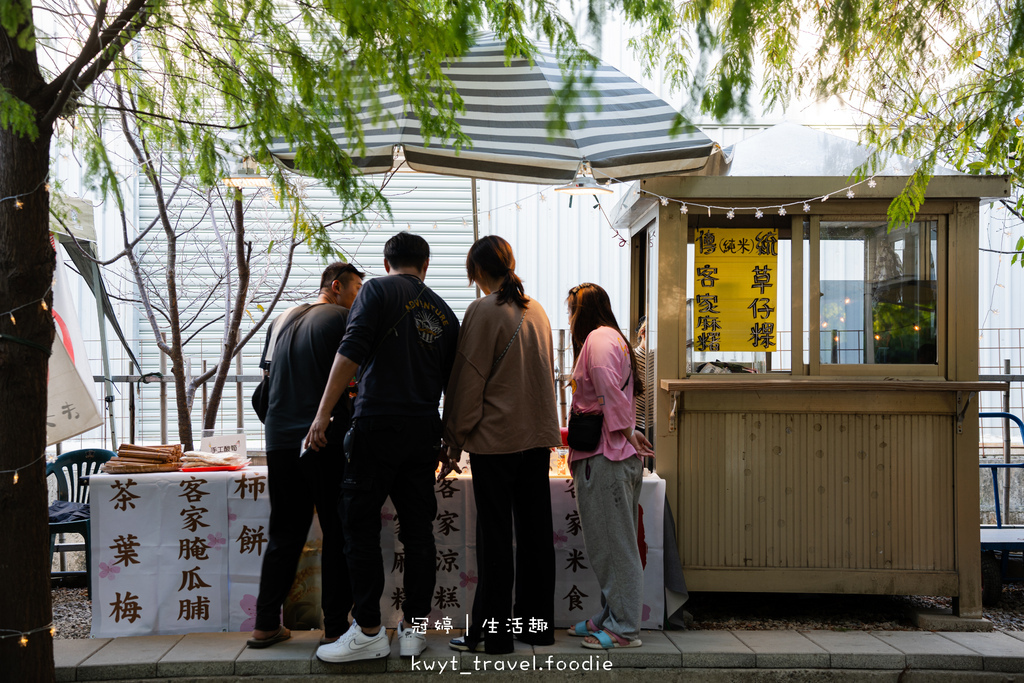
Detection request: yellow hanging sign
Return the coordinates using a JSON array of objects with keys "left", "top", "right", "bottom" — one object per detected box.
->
[{"left": 693, "top": 227, "right": 778, "bottom": 352}]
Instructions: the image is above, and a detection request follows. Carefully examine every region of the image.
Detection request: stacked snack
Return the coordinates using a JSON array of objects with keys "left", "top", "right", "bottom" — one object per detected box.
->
[
  {"left": 102, "top": 443, "right": 183, "bottom": 473},
  {"left": 181, "top": 450, "right": 249, "bottom": 469}
]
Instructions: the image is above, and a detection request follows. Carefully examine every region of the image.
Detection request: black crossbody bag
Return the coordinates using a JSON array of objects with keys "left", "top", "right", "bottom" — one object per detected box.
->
[{"left": 567, "top": 373, "right": 630, "bottom": 451}]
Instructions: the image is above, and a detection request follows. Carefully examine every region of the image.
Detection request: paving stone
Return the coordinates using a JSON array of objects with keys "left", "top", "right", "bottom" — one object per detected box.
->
[
  {"left": 733, "top": 630, "right": 830, "bottom": 669},
  {"left": 388, "top": 630, "right": 463, "bottom": 673},
  {"left": 155, "top": 631, "right": 248, "bottom": 677},
  {"left": 665, "top": 630, "right": 756, "bottom": 668},
  {"left": 54, "top": 638, "right": 111, "bottom": 682},
  {"left": 939, "top": 632, "right": 1024, "bottom": 673},
  {"left": 605, "top": 630, "right": 682, "bottom": 668},
  {"left": 309, "top": 628, "right": 390, "bottom": 674},
  {"left": 909, "top": 607, "right": 994, "bottom": 632},
  {"left": 234, "top": 629, "right": 319, "bottom": 676},
  {"left": 76, "top": 635, "right": 183, "bottom": 681},
  {"left": 1007, "top": 632, "right": 1024, "bottom": 645},
  {"left": 800, "top": 630, "right": 904, "bottom": 669},
  {"left": 871, "top": 630, "right": 983, "bottom": 670}
]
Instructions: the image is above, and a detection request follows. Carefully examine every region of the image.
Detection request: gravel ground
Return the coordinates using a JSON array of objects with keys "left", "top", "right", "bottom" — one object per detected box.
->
[
  {"left": 685, "top": 583, "right": 1024, "bottom": 631},
  {"left": 51, "top": 583, "right": 1024, "bottom": 639}
]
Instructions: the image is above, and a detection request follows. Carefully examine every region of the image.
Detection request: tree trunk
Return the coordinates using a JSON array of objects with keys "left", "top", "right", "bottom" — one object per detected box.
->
[
  {"left": 0, "top": 23, "right": 57, "bottom": 682},
  {"left": 203, "top": 193, "right": 250, "bottom": 431}
]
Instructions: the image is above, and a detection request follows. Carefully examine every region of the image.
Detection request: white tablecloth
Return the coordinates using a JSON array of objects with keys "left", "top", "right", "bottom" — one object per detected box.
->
[{"left": 90, "top": 467, "right": 666, "bottom": 637}]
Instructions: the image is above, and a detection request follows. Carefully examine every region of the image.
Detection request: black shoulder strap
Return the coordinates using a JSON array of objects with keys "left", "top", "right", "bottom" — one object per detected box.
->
[{"left": 491, "top": 308, "right": 527, "bottom": 372}]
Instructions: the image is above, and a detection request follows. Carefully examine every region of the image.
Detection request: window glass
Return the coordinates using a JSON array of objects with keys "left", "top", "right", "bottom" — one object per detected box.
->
[{"left": 819, "top": 220, "right": 938, "bottom": 365}]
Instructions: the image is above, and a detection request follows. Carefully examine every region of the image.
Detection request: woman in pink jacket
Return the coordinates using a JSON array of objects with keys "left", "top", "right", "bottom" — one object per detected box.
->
[{"left": 565, "top": 282, "right": 653, "bottom": 650}]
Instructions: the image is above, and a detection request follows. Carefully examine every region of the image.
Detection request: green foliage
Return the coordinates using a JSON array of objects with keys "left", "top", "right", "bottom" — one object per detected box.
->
[
  {"left": 0, "top": 86, "right": 39, "bottom": 141},
  {"left": 51, "top": 0, "right": 601, "bottom": 259},
  {"left": 0, "top": 0, "right": 34, "bottom": 50},
  {"left": 628, "top": 0, "right": 1024, "bottom": 262}
]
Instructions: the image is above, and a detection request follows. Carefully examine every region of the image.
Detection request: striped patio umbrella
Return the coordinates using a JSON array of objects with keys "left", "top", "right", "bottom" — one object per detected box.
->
[{"left": 270, "top": 33, "right": 720, "bottom": 185}]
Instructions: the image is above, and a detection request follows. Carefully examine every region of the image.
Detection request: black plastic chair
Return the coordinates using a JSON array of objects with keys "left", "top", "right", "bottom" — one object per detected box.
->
[{"left": 47, "top": 448, "right": 115, "bottom": 598}]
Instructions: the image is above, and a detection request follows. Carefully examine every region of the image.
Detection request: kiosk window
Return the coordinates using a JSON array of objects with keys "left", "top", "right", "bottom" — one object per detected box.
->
[{"left": 819, "top": 220, "right": 939, "bottom": 366}]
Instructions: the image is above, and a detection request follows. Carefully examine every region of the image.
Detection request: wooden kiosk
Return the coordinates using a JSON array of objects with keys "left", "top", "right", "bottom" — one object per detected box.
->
[{"left": 616, "top": 124, "right": 1010, "bottom": 617}]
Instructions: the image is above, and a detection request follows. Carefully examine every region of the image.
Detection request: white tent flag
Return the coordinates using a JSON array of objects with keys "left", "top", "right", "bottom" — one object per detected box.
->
[{"left": 47, "top": 246, "right": 102, "bottom": 446}]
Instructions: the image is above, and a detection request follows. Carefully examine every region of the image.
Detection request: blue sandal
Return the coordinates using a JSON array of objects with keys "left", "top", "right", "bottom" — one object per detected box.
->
[
  {"left": 567, "top": 619, "right": 597, "bottom": 637},
  {"left": 581, "top": 630, "right": 642, "bottom": 650}
]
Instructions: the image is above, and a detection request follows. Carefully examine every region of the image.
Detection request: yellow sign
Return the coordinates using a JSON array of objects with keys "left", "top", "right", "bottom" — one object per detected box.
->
[{"left": 693, "top": 227, "right": 778, "bottom": 352}]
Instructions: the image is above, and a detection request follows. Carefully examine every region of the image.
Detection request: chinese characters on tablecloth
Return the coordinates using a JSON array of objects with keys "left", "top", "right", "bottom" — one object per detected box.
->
[
  {"left": 93, "top": 468, "right": 666, "bottom": 636},
  {"left": 694, "top": 227, "right": 778, "bottom": 352},
  {"left": 92, "top": 469, "right": 267, "bottom": 636}
]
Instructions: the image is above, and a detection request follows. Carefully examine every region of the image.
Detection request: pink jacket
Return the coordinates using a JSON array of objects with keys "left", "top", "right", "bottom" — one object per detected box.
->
[{"left": 569, "top": 326, "right": 638, "bottom": 464}]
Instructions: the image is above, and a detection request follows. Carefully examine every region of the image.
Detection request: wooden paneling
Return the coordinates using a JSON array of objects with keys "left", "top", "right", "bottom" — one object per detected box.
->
[{"left": 679, "top": 411, "right": 955, "bottom": 574}]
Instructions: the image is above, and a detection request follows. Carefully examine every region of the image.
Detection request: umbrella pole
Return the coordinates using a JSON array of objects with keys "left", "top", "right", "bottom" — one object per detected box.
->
[
  {"left": 471, "top": 178, "right": 480, "bottom": 299},
  {"left": 92, "top": 263, "right": 117, "bottom": 448}
]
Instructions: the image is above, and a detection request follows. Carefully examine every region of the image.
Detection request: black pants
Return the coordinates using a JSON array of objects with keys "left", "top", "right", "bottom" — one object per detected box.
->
[
  {"left": 341, "top": 414, "right": 440, "bottom": 628},
  {"left": 467, "top": 449, "right": 555, "bottom": 653},
  {"left": 254, "top": 443, "right": 352, "bottom": 637}
]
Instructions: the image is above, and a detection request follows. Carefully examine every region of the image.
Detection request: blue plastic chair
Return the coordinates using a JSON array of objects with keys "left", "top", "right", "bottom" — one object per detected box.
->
[{"left": 47, "top": 448, "right": 115, "bottom": 598}]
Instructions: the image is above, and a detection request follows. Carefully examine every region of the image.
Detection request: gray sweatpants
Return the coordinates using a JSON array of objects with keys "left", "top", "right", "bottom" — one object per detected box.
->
[{"left": 571, "top": 455, "right": 644, "bottom": 640}]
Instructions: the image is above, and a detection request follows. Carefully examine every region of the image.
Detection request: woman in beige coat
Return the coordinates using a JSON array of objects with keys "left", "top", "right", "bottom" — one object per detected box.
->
[{"left": 442, "top": 236, "right": 561, "bottom": 655}]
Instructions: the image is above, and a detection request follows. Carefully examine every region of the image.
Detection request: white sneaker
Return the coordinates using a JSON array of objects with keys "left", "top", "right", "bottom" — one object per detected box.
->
[
  {"left": 316, "top": 625, "right": 390, "bottom": 663},
  {"left": 398, "top": 621, "right": 427, "bottom": 657}
]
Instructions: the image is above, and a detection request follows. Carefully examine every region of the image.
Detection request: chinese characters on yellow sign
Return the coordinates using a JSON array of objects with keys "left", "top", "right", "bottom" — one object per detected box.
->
[{"left": 693, "top": 228, "right": 778, "bottom": 352}]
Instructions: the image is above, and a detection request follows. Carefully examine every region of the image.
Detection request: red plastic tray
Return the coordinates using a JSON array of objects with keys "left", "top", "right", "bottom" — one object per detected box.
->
[{"left": 180, "top": 460, "right": 251, "bottom": 472}]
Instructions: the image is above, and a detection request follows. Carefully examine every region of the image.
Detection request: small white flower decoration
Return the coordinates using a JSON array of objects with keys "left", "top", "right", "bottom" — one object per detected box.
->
[
  {"left": 867, "top": 178, "right": 877, "bottom": 188},
  {"left": 755, "top": 209, "right": 764, "bottom": 219},
  {"left": 726, "top": 209, "right": 735, "bottom": 220},
  {"left": 778, "top": 207, "right": 787, "bottom": 216},
  {"left": 660, "top": 197, "right": 669, "bottom": 206},
  {"left": 846, "top": 189, "right": 855, "bottom": 199},
  {"left": 681, "top": 203, "right": 689, "bottom": 214},
  {"left": 803, "top": 203, "right": 811, "bottom": 212}
]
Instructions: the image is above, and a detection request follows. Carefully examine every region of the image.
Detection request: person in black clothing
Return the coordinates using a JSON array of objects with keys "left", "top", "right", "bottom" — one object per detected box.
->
[
  {"left": 247, "top": 262, "right": 364, "bottom": 649},
  {"left": 305, "top": 232, "right": 460, "bottom": 663}
]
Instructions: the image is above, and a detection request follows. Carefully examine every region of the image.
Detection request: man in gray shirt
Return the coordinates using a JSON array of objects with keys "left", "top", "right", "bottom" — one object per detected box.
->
[{"left": 247, "top": 263, "right": 363, "bottom": 649}]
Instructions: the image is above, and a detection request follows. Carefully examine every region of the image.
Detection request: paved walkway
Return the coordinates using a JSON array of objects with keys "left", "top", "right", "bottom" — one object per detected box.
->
[{"left": 54, "top": 628, "right": 1024, "bottom": 682}]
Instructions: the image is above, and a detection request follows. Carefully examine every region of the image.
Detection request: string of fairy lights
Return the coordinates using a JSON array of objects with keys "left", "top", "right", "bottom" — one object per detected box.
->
[
  {"left": 0, "top": 623, "right": 56, "bottom": 647},
  {"left": 629, "top": 175, "right": 880, "bottom": 219}
]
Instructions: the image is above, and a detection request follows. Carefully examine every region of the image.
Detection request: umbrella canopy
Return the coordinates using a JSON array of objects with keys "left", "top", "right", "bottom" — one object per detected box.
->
[{"left": 270, "top": 33, "right": 720, "bottom": 185}]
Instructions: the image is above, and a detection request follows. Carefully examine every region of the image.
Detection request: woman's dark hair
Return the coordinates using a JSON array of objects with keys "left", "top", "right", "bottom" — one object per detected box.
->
[
  {"left": 567, "top": 282, "right": 643, "bottom": 397},
  {"left": 466, "top": 235, "right": 528, "bottom": 309}
]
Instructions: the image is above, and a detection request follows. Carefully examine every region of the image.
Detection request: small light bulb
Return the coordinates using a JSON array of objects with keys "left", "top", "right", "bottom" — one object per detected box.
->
[
  {"left": 49, "top": 627, "right": 56, "bottom": 637},
  {"left": 19, "top": 635, "right": 27, "bottom": 647},
  {"left": 515, "top": 203, "right": 522, "bottom": 211},
  {"left": 539, "top": 193, "right": 546, "bottom": 201},
  {"left": 41, "top": 301, "right": 48, "bottom": 311},
  {"left": 913, "top": 325, "right": 920, "bottom": 331},
  {"left": 844, "top": 298, "right": 850, "bottom": 304},
  {"left": 13, "top": 471, "right": 19, "bottom": 484},
  {"left": 660, "top": 197, "right": 669, "bottom": 206},
  {"left": 9, "top": 313, "right": 15, "bottom": 325},
  {"left": 14, "top": 200, "right": 23, "bottom": 210},
  {"left": 874, "top": 334, "right": 881, "bottom": 340},
  {"left": 681, "top": 203, "right": 688, "bottom": 214}
]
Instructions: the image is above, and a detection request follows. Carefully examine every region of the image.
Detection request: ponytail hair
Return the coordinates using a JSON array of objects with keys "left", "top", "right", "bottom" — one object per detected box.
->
[{"left": 466, "top": 235, "right": 529, "bottom": 309}]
